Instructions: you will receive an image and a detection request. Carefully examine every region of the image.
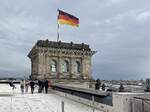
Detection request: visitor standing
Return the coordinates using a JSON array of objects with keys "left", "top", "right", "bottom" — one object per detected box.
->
[
  {"left": 20, "top": 80, "right": 25, "bottom": 94},
  {"left": 25, "top": 80, "right": 29, "bottom": 93},
  {"left": 102, "top": 83, "right": 106, "bottom": 91},
  {"left": 41, "top": 80, "right": 44, "bottom": 93},
  {"left": 95, "top": 79, "right": 101, "bottom": 90},
  {"left": 30, "top": 80, "right": 35, "bottom": 94},
  {"left": 119, "top": 83, "right": 124, "bottom": 92},
  {"left": 44, "top": 79, "right": 49, "bottom": 94},
  {"left": 38, "top": 80, "right": 42, "bottom": 93}
]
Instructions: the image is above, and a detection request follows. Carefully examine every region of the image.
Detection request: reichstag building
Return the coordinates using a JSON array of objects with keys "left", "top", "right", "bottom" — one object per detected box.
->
[{"left": 28, "top": 39, "right": 96, "bottom": 80}]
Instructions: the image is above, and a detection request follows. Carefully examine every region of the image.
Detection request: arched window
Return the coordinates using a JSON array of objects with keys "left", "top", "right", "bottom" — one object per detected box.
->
[
  {"left": 75, "top": 61, "right": 80, "bottom": 73},
  {"left": 51, "top": 60, "right": 57, "bottom": 73},
  {"left": 62, "top": 60, "right": 69, "bottom": 73}
]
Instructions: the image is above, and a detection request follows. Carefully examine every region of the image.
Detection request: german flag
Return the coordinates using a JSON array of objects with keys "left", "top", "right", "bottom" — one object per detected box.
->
[{"left": 58, "top": 9, "right": 79, "bottom": 27}]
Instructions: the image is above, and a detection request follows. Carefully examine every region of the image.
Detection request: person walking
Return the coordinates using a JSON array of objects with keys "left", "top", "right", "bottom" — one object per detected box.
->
[
  {"left": 30, "top": 80, "right": 35, "bottom": 94},
  {"left": 25, "top": 80, "right": 29, "bottom": 93},
  {"left": 38, "top": 80, "right": 42, "bottom": 93},
  {"left": 41, "top": 80, "right": 44, "bottom": 93},
  {"left": 20, "top": 80, "right": 25, "bottom": 94},
  {"left": 9, "top": 80, "right": 16, "bottom": 89},
  {"left": 44, "top": 79, "right": 49, "bottom": 94}
]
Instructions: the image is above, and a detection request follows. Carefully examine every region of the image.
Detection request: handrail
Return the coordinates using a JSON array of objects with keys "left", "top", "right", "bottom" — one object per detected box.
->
[
  {"left": 133, "top": 97, "right": 150, "bottom": 112},
  {"left": 134, "top": 97, "right": 150, "bottom": 102},
  {"left": 143, "top": 100, "right": 150, "bottom": 106}
]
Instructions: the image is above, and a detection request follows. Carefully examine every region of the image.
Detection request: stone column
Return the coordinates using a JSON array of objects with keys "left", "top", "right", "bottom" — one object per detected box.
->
[
  {"left": 57, "top": 56, "right": 61, "bottom": 78},
  {"left": 81, "top": 57, "right": 86, "bottom": 79},
  {"left": 82, "top": 56, "right": 92, "bottom": 79},
  {"left": 70, "top": 57, "right": 73, "bottom": 78},
  {"left": 37, "top": 52, "right": 44, "bottom": 79},
  {"left": 45, "top": 54, "right": 50, "bottom": 78},
  {"left": 37, "top": 49, "right": 48, "bottom": 79}
]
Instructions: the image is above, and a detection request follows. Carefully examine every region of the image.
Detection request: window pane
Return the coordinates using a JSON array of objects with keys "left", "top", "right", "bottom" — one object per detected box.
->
[
  {"left": 51, "top": 60, "right": 57, "bottom": 72},
  {"left": 75, "top": 61, "right": 80, "bottom": 73},
  {"left": 62, "top": 60, "right": 69, "bottom": 73}
]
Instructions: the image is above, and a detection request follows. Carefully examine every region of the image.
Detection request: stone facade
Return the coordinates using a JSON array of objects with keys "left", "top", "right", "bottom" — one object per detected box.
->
[{"left": 28, "top": 39, "right": 96, "bottom": 80}]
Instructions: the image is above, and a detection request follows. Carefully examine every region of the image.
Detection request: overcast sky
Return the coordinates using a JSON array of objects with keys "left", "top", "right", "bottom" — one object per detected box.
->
[{"left": 0, "top": 0, "right": 150, "bottom": 79}]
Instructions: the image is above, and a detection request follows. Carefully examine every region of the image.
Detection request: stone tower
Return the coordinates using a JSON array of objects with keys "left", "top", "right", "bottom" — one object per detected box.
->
[{"left": 28, "top": 39, "right": 96, "bottom": 80}]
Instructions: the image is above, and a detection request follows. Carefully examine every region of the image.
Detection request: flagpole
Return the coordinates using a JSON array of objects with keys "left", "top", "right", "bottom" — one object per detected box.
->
[
  {"left": 57, "top": 9, "right": 60, "bottom": 42},
  {"left": 57, "top": 23, "right": 59, "bottom": 42}
]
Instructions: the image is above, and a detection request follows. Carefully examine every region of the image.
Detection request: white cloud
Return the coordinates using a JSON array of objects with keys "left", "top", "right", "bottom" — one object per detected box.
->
[
  {"left": 136, "top": 11, "right": 150, "bottom": 22},
  {"left": 101, "top": 9, "right": 150, "bottom": 27},
  {"left": 0, "top": 15, "right": 39, "bottom": 35},
  {"left": 110, "top": 0, "right": 125, "bottom": 4}
]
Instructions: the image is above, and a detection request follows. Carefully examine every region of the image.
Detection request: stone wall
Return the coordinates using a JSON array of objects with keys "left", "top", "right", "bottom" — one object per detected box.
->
[{"left": 28, "top": 46, "right": 95, "bottom": 80}]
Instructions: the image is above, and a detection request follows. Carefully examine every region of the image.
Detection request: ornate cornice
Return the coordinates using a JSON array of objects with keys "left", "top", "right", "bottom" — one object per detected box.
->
[
  {"left": 36, "top": 47, "right": 96, "bottom": 57},
  {"left": 28, "top": 40, "right": 97, "bottom": 59}
]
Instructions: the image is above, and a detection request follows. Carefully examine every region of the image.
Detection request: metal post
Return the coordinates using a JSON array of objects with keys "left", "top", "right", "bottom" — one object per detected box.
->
[
  {"left": 92, "top": 96, "right": 95, "bottom": 105},
  {"left": 10, "top": 94, "right": 13, "bottom": 112},
  {"left": 130, "top": 99, "right": 133, "bottom": 112},
  {"left": 142, "top": 100, "right": 144, "bottom": 112},
  {"left": 61, "top": 101, "right": 64, "bottom": 112},
  {"left": 57, "top": 23, "right": 59, "bottom": 42},
  {"left": 92, "top": 96, "right": 95, "bottom": 112}
]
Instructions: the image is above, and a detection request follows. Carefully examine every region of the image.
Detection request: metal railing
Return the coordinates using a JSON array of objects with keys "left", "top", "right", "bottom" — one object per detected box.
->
[{"left": 132, "top": 97, "right": 150, "bottom": 112}]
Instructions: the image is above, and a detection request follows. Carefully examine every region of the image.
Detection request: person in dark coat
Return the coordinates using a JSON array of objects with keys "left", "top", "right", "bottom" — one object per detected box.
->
[
  {"left": 25, "top": 80, "right": 29, "bottom": 93},
  {"left": 44, "top": 79, "right": 49, "bottom": 94},
  {"left": 95, "top": 79, "right": 101, "bottom": 90},
  {"left": 41, "top": 80, "right": 45, "bottom": 92},
  {"left": 119, "top": 83, "right": 124, "bottom": 92},
  {"left": 9, "top": 81, "right": 16, "bottom": 89},
  {"left": 30, "top": 80, "right": 35, "bottom": 94},
  {"left": 102, "top": 83, "right": 106, "bottom": 91},
  {"left": 20, "top": 80, "right": 25, "bottom": 94},
  {"left": 38, "top": 80, "right": 42, "bottom": 93}
]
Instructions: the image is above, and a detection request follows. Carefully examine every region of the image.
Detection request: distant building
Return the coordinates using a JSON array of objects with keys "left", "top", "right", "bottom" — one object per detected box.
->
[{"left": 28, "top": 39, "right": 96, "bottom": 80}]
